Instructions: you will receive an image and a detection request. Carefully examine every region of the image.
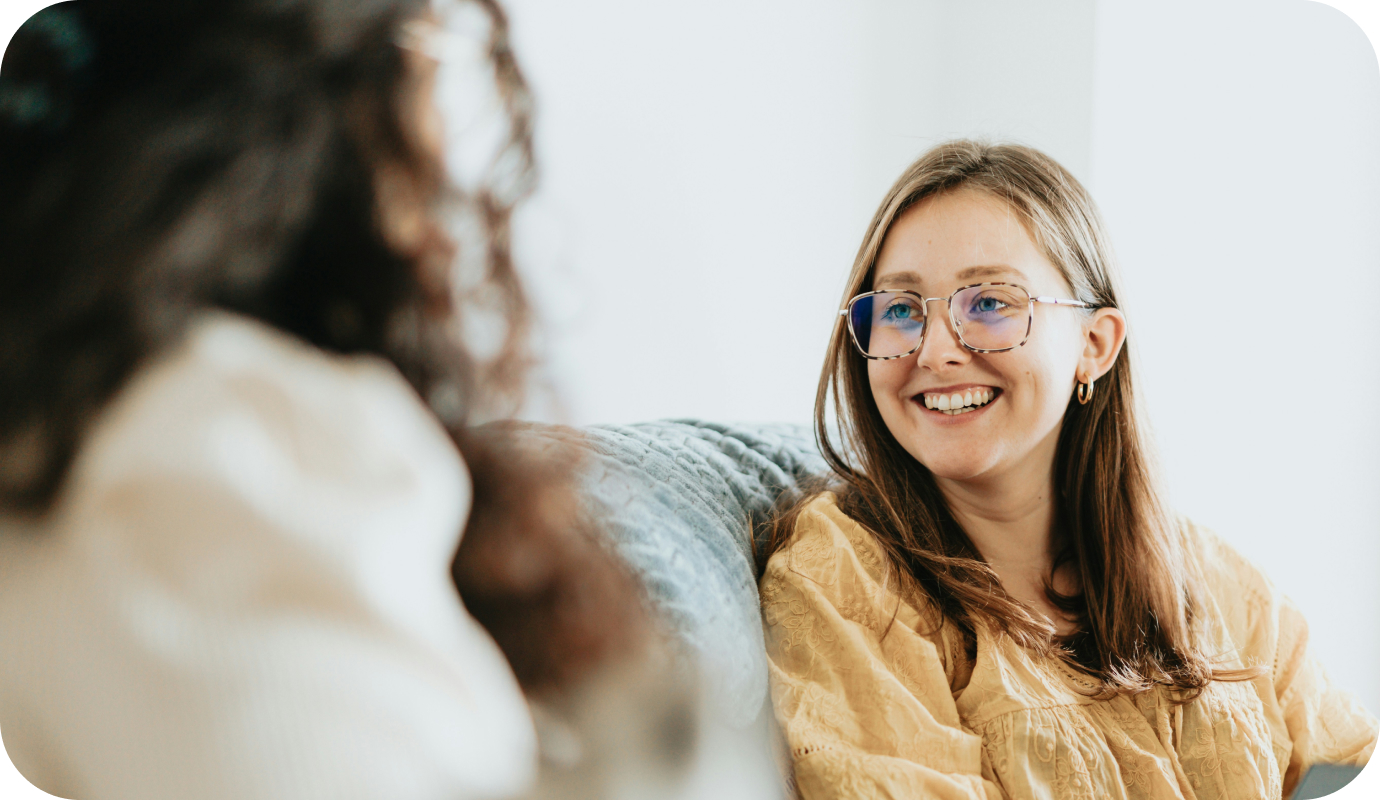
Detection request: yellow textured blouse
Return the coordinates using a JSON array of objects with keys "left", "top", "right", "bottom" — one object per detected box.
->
[{"left": 761, "top": 494, "right": 1376, "bottom": 800}]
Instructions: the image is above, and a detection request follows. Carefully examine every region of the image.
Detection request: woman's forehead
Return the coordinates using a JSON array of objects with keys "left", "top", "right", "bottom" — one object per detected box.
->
[{"left": 871, "top": 190, "right": 1062, "bottom": 293}]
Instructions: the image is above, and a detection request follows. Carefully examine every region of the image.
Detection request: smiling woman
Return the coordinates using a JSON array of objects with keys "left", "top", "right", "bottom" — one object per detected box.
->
[{"left": 758, "top": 140, "right": 1377, "bottom": 800}]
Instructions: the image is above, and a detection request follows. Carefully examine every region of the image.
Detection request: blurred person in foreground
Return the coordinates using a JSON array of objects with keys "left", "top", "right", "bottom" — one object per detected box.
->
[{"left": 0, "top": 1, "right": 661, "bottom": 798}]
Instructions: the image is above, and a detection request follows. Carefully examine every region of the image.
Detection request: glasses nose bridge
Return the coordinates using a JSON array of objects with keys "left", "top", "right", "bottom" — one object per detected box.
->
[
  {"left": 914, "top": 293, "right": 965, "bottom": 354},
  {"left": 919, "top": 295, "right": 952, "bottom": 312},
  {"left": 920, "top": 294, "right": 962, "bottom": 329}
]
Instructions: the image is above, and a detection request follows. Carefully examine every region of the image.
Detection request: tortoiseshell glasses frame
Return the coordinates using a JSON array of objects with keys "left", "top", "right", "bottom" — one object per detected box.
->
[{"left": 840, "top": 282, "right": 1095, "bottom": 360}]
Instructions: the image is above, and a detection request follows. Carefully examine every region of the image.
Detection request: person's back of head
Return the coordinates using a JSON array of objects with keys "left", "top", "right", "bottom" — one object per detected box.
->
[
  {"left": 1, "top": 0, "right": 640, "bottom": 699},
  {"left": 1, "top": 0, "right": 521, "bottom": 506}
]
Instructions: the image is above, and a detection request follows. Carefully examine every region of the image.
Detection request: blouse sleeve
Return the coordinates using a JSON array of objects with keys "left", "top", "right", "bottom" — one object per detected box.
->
[
  {"left": 1195, "top": 519, "right": 1378, "bottom": 799},
  {"left": 0, "top": 317, "right": 536, "bottom": 800},
  {"left": 760, "top": 501, "right": 1003, "bottom": 800},
  {"left": 1273, "top": 592, "right": 1377, "bottom": 795}
]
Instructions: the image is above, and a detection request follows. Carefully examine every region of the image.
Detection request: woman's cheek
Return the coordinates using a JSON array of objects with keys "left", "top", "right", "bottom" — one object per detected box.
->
[{"left": 867, "top": 361, "right": 908, "bottom": 412}]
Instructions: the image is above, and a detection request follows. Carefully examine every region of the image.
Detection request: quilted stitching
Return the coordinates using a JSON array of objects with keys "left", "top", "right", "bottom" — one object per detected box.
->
[{"left": 506, "top": 420, "right": 827, "bottom": 727}]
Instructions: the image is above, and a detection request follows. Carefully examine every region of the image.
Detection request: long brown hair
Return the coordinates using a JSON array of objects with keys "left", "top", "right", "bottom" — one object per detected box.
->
[
  {"left": 768, "top": 140, "right": 1253, "bottom": 700},
  {"left": 0, "top": 0, "right": 640, "bottom": 696}
]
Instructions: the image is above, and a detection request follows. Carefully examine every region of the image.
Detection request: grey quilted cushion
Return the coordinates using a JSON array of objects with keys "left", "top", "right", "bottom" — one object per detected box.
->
[{"left": 511, "top": 420, "right": 827, "bottom": 727}]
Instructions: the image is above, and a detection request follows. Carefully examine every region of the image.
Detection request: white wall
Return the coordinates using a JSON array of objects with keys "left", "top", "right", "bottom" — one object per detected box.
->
[
  {"left": 1089, "top": 0, "right": 1380, "bottom": 718},
  {"left": 502, "top": 0, "right": 1101, "bottom": 426},
  {"left": 503, "top": 0, "right": 862, "bottom": 426},
  {"left": 497, "top": 0, "right": 1380, "bottom": 714}
]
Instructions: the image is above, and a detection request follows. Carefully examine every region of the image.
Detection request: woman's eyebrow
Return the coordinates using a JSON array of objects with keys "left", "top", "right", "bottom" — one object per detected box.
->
[
  {"left": 873, "top": 270, "right": 925, "bottom": 288},
  {"left": 874, "top": 265, "right": 1030, "bottom": 290},
  {"left": 954, "top": 264, "right": 1029, "bottom": 282}
]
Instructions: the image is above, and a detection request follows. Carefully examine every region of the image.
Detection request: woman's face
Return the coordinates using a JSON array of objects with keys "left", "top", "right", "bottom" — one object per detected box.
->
[{"left": 866, "top": 188, "right": 1094, "bottom": 485}]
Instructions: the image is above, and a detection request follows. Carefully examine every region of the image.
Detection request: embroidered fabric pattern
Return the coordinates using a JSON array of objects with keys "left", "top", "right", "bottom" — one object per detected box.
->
[{"left": 761, "top": 494, "right": 1378, "bottom": 800}]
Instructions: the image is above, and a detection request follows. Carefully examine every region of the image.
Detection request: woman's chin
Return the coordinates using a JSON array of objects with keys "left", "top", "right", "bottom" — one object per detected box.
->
[
  {"left": 925, "top": 463, "right": 993, "bottom": 483},
  {"left": 906, "top": 446, "right": 999, "bottom": 483}
]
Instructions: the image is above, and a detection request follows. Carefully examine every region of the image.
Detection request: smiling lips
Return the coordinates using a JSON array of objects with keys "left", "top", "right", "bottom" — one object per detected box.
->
[{"left": 917, "top": 387, "right": 998, "bottom": 415}]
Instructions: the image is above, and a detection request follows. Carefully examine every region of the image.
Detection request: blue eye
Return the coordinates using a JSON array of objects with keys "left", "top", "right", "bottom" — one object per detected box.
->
[
  {"left": 881, "top": 303, "right": 913, "bottom": 320},
  {"left": 878, "top": 301, "right": 923, "bottom": 331},
  {"left": 971, "top": 295, "right": 1009, "bottom": 314}
]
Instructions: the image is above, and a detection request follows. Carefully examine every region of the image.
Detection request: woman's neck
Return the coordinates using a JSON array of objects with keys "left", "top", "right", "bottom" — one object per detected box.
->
[
  {"left": 936, "top": 460, "right": 1059, "bottom": 575},
  {"left": 934, "top": 439, "right": 1077, "bottom": 633}
]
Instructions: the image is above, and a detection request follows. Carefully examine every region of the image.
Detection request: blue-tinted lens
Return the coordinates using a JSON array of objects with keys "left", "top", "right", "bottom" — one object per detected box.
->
[
  {"left": 952, "top": 285, "right": 1029, "bottom": 350},
  {"left": 849, "top": 292, "right": 924, "bottom": 357}
]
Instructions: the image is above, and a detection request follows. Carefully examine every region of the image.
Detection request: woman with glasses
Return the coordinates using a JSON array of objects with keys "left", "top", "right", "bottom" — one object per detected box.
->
[{"left": 758, "top": 140, "right": 1376, "bottom": 799}]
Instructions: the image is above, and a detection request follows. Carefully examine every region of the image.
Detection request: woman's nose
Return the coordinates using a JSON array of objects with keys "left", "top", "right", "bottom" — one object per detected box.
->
[{"left": 916, "top": 300, "right": 969, "bottom": 370}]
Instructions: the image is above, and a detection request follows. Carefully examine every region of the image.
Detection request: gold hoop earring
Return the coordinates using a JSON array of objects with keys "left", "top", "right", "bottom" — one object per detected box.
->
[{"left": 1077, "top": 376, "right": 1095, "bottom": 405}]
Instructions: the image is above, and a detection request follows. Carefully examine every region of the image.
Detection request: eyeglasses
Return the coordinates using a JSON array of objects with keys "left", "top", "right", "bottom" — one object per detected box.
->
[{"left": 841, "top": 282, "right": 1094, "bottom": 359}]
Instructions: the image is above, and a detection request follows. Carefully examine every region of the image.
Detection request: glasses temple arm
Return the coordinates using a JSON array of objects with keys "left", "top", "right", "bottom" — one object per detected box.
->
[{"left": 1032, "top": 297, "right": 1095, "bottom": 308}]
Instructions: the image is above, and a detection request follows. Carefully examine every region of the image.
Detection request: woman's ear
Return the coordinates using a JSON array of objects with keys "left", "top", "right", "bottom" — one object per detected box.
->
[{"left": 1078, "top": 307, "right": 1127, "bottom": 384}]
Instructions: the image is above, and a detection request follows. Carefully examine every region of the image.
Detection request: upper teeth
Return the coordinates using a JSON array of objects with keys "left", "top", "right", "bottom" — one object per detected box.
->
[{"left": 922, "top": 388, "right": 996, "bottom": 413}]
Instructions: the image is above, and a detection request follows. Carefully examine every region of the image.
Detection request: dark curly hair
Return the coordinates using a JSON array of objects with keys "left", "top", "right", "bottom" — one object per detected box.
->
[{"left": 0, "top": 0, "right": 641, "bottom": 695}]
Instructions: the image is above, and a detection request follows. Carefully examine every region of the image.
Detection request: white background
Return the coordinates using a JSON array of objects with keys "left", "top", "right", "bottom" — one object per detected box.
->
[{"left": 2, "top": 1, "right": 1378, "bottom": 798}]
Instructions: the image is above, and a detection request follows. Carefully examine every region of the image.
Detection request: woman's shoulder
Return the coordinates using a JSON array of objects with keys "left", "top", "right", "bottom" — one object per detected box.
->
[
  {"left": 763, "top": 492, "right": 891, "bottom": 588},
  {"left": 0, "top": 312, "right": 535, "bottom": 799},
  {"left": 117, "top": 311, "right": 442, "bottom": 448},
  {"left": 75, "top": 311, "right": 465, "bottom": 503},
  {"left": 1176, "top": 516, "right": 1276, "bottom": 605},
  {"left": 759, "top": 492, "right": 962, "bottom": 683},
  {"left": 759, "top": 492, "right": 942, "bottom": 639},
  {"left": 19, "top": 311, "right": 475, "bottom": 580},
  {"left": 1175, "top": 515, "right": 1283, "bottom": 659}
]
